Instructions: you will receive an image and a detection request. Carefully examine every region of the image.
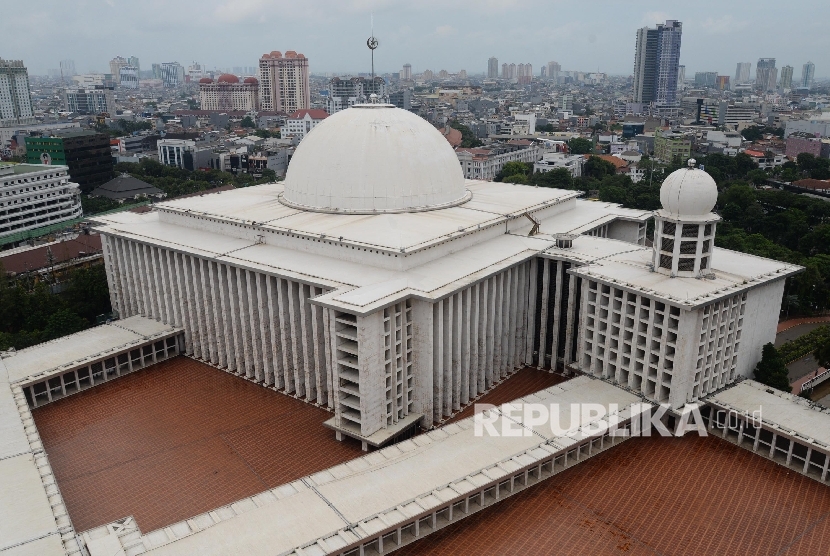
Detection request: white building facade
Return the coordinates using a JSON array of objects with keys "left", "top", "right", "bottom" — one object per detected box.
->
[
  {"left": 0, "top": 59, "right": 35, "bottom": 127},
  {"left": 94, "top": 106, "right": 800, "bottom": 450},
  {"left": 198, "top": 75, "right": 259, "bottom": 112},
  {"left": 157, "top": 139, "right": 196, "bottom": 168},
  {"left": 456, "top": 143, "right": 541, "bottom": 181},
  {"left": 0, "top": 163, "right": 82, "bottom": 238},
  {"left": 282, "top": 109, "right": 329, "bottom": 140}
]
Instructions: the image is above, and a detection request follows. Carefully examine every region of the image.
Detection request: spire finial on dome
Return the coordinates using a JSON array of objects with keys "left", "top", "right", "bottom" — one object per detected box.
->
[{"left": 687, "top": 158, "right": 696, "bottom": 168}]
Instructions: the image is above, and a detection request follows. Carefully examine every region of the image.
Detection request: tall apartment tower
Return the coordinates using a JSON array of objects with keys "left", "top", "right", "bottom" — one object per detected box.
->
[
  {"left": 0, "top": 59, "right": 35, "bottom": 126},
  {"left": 780, "top": 65, "right": 794, "bottom": 89},
  {"left": 734, "top": 62, "right": 751, "bottom": 84},
  {"left": 160, "top": 62, "right": 184, "bottom": 88},
  {"left": 59, "top": 59, "right": 76, "bottom": 79},
  {"left": 487, "top": 57, "right": 498, "bottom": 78},
  {"left": 633, "top": 20, "right": 682, "bottom": 109},
  {"left": 802, "top": 62, "right": 815, "bottom": 89},
  {"left": 127, "top": 56, "right": 140, "bottom": 74},
  {"left": 501, "top": 63, "right": 508, "bottom": 79},
  {"left": 258, "top": 51, "right": 310, "bottom": 113},
  {"left": 109, "top": 56, "right": 128, "bottom": 84},
  {"left": 547, "top": 61, "right": 561, "bottom": 82},
  {"left": 401, "top": 63, "right": 412, "bottom": 80},
  {"left": 677, "top": 65, "right": 685, "bottom": 89},
  {"left": 633, "top": 26, "right": 658, "bottom": 103},
  {"left": 756, "top": 58, "right": 777, "bottom": 92}
]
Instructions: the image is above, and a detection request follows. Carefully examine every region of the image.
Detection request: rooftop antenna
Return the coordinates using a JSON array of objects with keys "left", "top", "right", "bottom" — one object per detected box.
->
[{"left": 367, "top": 14, "right": 378, "bottom": 87}]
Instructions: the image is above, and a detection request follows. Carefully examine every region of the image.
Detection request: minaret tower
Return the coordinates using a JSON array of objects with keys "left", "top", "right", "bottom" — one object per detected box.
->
[{"left": 652, "top": 159, "right": 721, "bottom": 277}]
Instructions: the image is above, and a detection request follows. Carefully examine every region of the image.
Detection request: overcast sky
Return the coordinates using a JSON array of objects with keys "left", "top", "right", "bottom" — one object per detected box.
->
[{"left": 3, "top": 0, "right": 828, "bottom": 79}]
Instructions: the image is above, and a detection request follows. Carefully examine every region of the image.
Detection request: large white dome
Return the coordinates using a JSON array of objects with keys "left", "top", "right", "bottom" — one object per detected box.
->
[
  {"left": 281, "top": 104, "right": 470, "bottom": 214},
  {"left": 659, "top": 159, "right": 718, "bottom": 216}
]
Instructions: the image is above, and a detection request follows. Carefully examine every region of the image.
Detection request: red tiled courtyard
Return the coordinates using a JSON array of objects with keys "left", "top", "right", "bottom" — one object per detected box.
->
[
  {"left": 31, "top": 356, "right": 364, "bottom": 533},
  {"left": 398, "top": 434, "right": 830, "bottom": 555}
]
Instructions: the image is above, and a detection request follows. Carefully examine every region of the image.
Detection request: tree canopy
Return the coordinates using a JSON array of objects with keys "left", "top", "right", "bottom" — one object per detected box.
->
[
  {"left": 449, "top": 120, "right": 483, "bottom": 148},
  {"left": 567, "top": 137, "right": 593, "bottom": 154},
  {"left": 240, "top": 116, "right": 256, "bottom": 128},
  {"left": 753, "top": 343, "right": 791, "bottom": 391}
]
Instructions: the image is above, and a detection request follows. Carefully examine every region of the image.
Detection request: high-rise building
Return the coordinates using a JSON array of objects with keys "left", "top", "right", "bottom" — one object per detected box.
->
[
  {"left": 152, "top": 63, "right": 162, "bottom": 80},
  {"left": 780, "top": 65, "right": 793, "bottom": 89},
  {"left": 694, "top": 72, "right": 718, "bottom": 88},
  {"left": 735, "top": 62, "right": 751, "bottom": 84},
  {"left": 187, "top": 62, "right": 204, "bottom": 80},
  {"left": 0, "top": 59, "right": 35, "bottom": 127},
  {"left": 119, "top": 66, "right": 139, "bottom": 89},
  {"left": 458, "top": 69, "right": 467, "bottom": 80},
  {"left": 508, "top": 63, "right": 516, "bottom": 79},
  {"left": 801, "top": 62, "right": 815, "bottom": 89},
  {"left": 64, "top": 88, "right": 116, "bottom": 114},
  {"left": 547, "top": 61, "right": 561, "bottom": 82},
  {"left": 633, "top": 20, "right": 682, "bottom": 109},
  {"left": 109, "top": 56, "right": 128, "bottom": 84},
  {"left": 127, "top": 56, "right": 140, "bottom": 74},
  {"left": 160, "top": 62, "right": 185, "bottom": 88},
  {"left": 756, "top": 58, "right": 777, "bottom": 92},
  {"left": 258, "top": 51, "right": 310, "bottom": 114},
  {"left": 488, "top": 57, "right": 498, "bottom": 78},
  {"left": 59, "top": 59, "right": 76, "bottom": 79},
  {"left": 677, "top": 65, "right": 685, "bottom": 88},
  {"left": 199, "top": 75, "right": 259, "bottom": 111},
  {"left": 327, "top": 77, "right": 386, "bottom": 114},
  {"left": 401, "top": 63, "right": 412, "bottom": 80},
  {"left": 716, "top": 76, "right": 730, "bottom": 91},
  {"left": 633, "top": 26, "right": 658, "bottom": 103},
  {"left": 501, "top": 63, "right": 508, "bottom": 78}
]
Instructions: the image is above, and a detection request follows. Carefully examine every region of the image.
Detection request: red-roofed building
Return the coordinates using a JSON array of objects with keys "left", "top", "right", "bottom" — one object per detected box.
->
[
  {"left": 0, "top": 234, "right": 102, "bottom": 280},
  {"left": 792, "top": 178, "right": 830, "bottom": 193},
  {"left": 283, "top": 109, "right": 329, "bottom": 140},
  {"left": 744, "top": 149, "right": 785, "bottom": 169},
  {"left": 438, "top": 127, "right": 462, "bottom": 147}
]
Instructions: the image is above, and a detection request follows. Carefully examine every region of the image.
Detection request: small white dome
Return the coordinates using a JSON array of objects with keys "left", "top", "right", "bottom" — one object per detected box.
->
[
  {"left": 659, "top": 159, "right": 718, "bottom": 216},
  {"left": 281, "top": 104, "right": 469, "bottom": 213}
]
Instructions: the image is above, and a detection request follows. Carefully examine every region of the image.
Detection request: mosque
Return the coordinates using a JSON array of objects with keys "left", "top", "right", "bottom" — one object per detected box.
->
[{"left": 92, "top": 103, "right": 800, "bottom": 449}]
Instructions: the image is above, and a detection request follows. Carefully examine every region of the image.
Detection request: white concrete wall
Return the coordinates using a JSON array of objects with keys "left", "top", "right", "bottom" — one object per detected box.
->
[{"left": 735, "top": 279, "right": 786, "bottom": 382}]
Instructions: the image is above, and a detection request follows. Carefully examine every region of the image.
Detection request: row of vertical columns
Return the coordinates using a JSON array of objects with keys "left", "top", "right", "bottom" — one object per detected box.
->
[
  {"left": 430, "top": 262, "right": 531, "bottom": 422},
  {"left": 100, "top": 235, "right": 333, "bottom": 408}
]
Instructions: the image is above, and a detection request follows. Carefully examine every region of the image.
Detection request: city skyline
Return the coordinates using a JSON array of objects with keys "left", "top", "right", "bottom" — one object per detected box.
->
[{"left": 2, "top": 0, "right": 828, "bottom": 79}]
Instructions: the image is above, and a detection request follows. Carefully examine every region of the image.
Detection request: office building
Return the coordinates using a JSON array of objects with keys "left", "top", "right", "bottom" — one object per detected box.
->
[
  {"left": 389, "top": 89, "right": 412, "bottom": 110},
  {"left": 59, "top": 59, "right": 76, "bottom": 79},
  {"left": 677, "top": 65, "right": 685, "bottom": 88},
  {"left": 109, "top": 56, "right": 128, "bottom": 84},
  {"left": 0, "top": 59, "right": 34, "bottom": 127},
  {"left": 326, "top": 76, "right": 385, "bottom": 114},
  {"left": 0, "top": 163, "right": 82, "bottom": 238},
  {"left": 756, "top": 58, "right": 777, "bottom": 92},
  {"left": 64, "top": 88, "right": 115, "bottom": 115},
  {"left": 735, "top": 62, "right": 751, "bottom": 84},
  {"left": 157, "top": 139, "right": 211, "bottom": 171},
  {"left": 547, "top": 61, "right": 561, "bottom": 82},
  {"left": 780, "top": 65, "right": 793, "bottom": 90},
  {"left": 198, "top": 75, "right": 259, "bottom": 111},
  {"left": 694, "top": 72, "right": 717, "bottom": 88},
  {"left": 716, "top": 75, "right": 730, "bottom": 91},
  {"left": 401, "top": 63, "right": 412, "bottom": 80},
  {"left": 258, "top": 50, "right": 310, "bottom": 114},
  {"left": 488, "top": 57, "right": 498, "bottom": 78},
  {"left": 187, "top": 62, "right": 204, "bottom": 80},
  {"left": 802, "top": 62, "right": 815, "bottom": 89},
  {"left": 633, "top": 20, "right": 682, "bottom": 109},
  {"left": 654, "top": 129, "right": 691, "bottom": 162},
  {"left": 119, "top": 66, "right": 139, "bottom": 89},
  {"left": 159, "top": 62, "right": 185, "bottom": 88},
  {"left": 24, "top": 130, "right": 113, "bottom": 192}
]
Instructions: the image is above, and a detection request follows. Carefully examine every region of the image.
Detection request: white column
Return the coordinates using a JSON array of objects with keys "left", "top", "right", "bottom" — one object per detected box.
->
[
  {"left": 460, "top": 287, "right": 471, "bottom": 407},
  {"left": 410, "top": 299, "right": 434, "bottom": 426},
  {"left": 276, "top": 278, "right": 295, "bottom": 393},
  {"left": 287, "top": 280, "right": 304, "bottom": 397},
  {"left": 550, "top": 260, "right": 564, "bottom": 368},
  {"left": 265, "top": 275, "right": 284, "bottom": 389},
  {"left": 537, "top": 259, "right": 551, "bottom": 368},
  {"left": 298, "top": 283, "right": 315, "bottom": 400},
  {"left": 525, "top": 258, "right": 538, "bottom": 363},
  {"left": 218, "top": 264, "right": 238, "bottom": 371},
  {"left": 434, "top": 300, "right": 444, "bottom": 422},
  {"left": 208, "top": 261, "right": 227, "bottom": 368},
  {"left": 244, "top": 270, "right": 264, "bottom": 382},
  {"left": 256, "top": 273, "right": 275, "bottom": 386}
]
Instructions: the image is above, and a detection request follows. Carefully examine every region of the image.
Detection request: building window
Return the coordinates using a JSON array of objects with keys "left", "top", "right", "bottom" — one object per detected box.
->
[
  {"left": 678, "top": 258, "right": 695, "bottom": 271},
  {"left": 700, "top": 257, "right": 709, "bottom": 270},
  {"left": 659, "top": 255, "right": 672, "bottom": 269},
  {"left": 679, "top": 241, "right": 697, "bottom": 254},
  {"left": 662, "top": 222, "right": 676, "bottom": 236},
  {"left": 682, "top": 224, "right": 698, "bottom": 238}
]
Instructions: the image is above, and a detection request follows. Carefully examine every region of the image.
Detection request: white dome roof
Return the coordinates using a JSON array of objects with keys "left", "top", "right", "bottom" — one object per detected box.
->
[
  {"left": 659, "top": 159, "right": 718, "bottom": 217},
  {"left": 281, "top": 104, "right": 470, "bottom": 214}
]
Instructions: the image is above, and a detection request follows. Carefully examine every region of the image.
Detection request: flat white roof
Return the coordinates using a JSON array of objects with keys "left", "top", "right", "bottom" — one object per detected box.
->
[
  {"left": 0, "top": 316, "right": 180, "bottom": 384},
  {"left": 708, "top": 380, "right": 830, "bottom": 448}
]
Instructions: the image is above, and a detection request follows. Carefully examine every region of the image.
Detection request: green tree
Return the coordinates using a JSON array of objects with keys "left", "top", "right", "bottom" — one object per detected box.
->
[
  {"left": 568, "top": 137, "right": 593, "bottom": 154},
  {"left": 753, "top": 343, "right": 792, "bottom": 391},
  {"left": 496, "top": 161, "right": 532, "bottom": 182},
  {"left": 583, "top": 156, "right": 617, "bottom": 180},
  {"left": 530, "top": 168, "right": 573, "bottom": 189},
  {"left": 449, "top": 121, "right": 483, "bottom": 148},
  {"left": 815, "top": 337, "right": 830, "bottom": 369},
  {"left": 240, "top": 116, "right": 255, "bottom": 128},
  {"left": 797, "top": 153, "right": 817, "bottom": 172},
  {"left": 746, "top": 169, "right": 769, "bottom": 186},
  {"left": 780, "top": 167, "right": 800, "bottom": 182}
]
